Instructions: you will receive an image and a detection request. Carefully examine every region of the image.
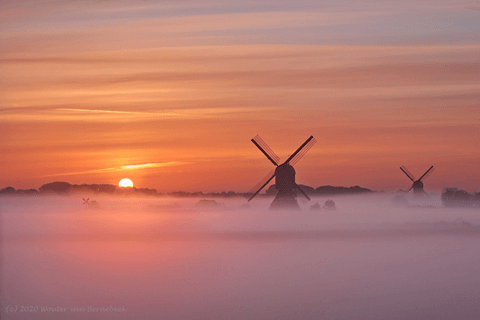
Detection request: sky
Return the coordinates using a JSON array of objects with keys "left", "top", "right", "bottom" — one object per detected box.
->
[{"left": 1, "top": 0, "right": 479, "bottom": 193}]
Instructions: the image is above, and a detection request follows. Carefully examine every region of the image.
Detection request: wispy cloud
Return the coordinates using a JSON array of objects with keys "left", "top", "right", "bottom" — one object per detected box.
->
[
  {"left": 40, "top": 162, "right": 189, "bottom": 178},
  {"left": 121, "top": 163, "right": 172, "bottom": 170},
  {"left": 1, "top": 10, "right": 385, "bottom": 35},
  {"left": 0, "top": 106, "right": 284, "bottom": 122}
]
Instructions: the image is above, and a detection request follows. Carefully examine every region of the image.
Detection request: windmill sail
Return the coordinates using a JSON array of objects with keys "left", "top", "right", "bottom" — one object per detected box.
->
[
  {"left": 400, "top": 166, "right": 416, "bottom": 181},
  {"left": 286, "top": 136, "right": 316, "bottom": 166},
  {"left": 418, "top": 166, "right": 434, "bottom": 181},
  {"left": 251, "top": 135, "right": 280, "bottom": 166},
  {"left": 247, "top": 169, "right": 276, "bottom": 201},
  {"left": 294, "top": 184, "right": 311, "bottom": 204}
]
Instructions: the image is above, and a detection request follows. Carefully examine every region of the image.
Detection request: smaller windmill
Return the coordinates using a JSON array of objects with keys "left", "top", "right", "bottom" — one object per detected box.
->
[
  {"left": 400, "top": 166, "right": 434, "bottom": 194},
  {"left": 247, "top": 135, "right": 316, "bottom": 210},
  {"left": 82, "top": 198, "right": 99, "bottom": 208}
]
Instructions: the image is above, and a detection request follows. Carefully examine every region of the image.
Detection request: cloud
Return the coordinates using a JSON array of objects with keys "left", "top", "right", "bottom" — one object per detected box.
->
[
  {"left": 40, "top": 162, "right": 189, "bottom": 178},
  {"left": 1, "top": 9, "right": 385, "bottom": 34},
  {"left": 1, "top": 43, "right": 478, "bottom": 116},
  {"left": 0, "top": 106, "right": 284, "bottom": 122}
]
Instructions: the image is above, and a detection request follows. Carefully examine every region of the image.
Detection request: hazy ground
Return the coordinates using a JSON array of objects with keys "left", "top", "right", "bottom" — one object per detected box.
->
[{"left": 1, "top": 194, "right": 479, "bottom": 320}]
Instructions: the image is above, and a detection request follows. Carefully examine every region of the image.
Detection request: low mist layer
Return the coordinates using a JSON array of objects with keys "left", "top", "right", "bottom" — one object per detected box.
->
[{"left": 1, "top": 194, "right": 479, "bottom": 320}]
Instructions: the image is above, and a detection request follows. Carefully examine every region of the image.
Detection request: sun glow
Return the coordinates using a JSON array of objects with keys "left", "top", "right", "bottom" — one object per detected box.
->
[{"left": 119, "top": 178, "right": 134, "bottom": 188}]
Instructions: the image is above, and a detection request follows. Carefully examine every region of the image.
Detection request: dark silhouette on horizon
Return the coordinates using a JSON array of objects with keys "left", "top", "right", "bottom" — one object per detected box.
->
[
  {"left": 0, "top": 186, "right": 38, "bottom": 195},
  {"left": 441, "top": 188, "right": 480, "bottom": 207},
  {"left": 266, "top": 184, "right": 373, "bottom": 196},
  {"left": 400, "top": 165, "right": 434, "bottom": 195},
  {"left": 247, "top": 135, "right": 316, "bottom": 210},
  {"left": 0, "top": 183, "right": 374, "bottom": 198},
  {"left": 39, "top": 181, "right": 72, "bottom": 194},
  {"left": 83, "top": 197, "right": 100, "bottom": 208},
  {"left": 38, "top": 182, "right": 156, "bottom": 195}
]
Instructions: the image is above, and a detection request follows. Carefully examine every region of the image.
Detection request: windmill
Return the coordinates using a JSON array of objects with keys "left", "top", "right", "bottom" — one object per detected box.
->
[
  {"left": 400, "top": 165, "right": 434, "bottom": 194},
  {"left": 247, "top": 135, "right": 316, "bottom": 210},
  {"left": 82, "top": 198, "right": 99, "bottom": 208}
]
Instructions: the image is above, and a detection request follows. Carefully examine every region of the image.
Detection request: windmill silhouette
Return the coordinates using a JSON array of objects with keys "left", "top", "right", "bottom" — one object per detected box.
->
[
  {"left": 247, "top": 135, "right": 316, "bottom": 210},
  {"left": 400, "top": 165, "right": 434, "bottom": 194},
  {"left": 82, "top": 198, "right": 99, "bottom": 208}
]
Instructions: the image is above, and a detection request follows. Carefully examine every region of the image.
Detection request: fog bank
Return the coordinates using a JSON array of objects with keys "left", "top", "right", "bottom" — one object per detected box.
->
[{"left": 1, "top": 194, "right": 479, "bottom": 319}]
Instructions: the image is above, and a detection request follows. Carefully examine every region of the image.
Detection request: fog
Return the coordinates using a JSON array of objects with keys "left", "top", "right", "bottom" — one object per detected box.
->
[{"left": 1, "top": 194, "right": 480, "bottom": 320}]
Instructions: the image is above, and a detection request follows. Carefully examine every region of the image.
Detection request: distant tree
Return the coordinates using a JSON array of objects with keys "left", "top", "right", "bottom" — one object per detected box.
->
[
  {"left": 39, "top": 182, "right": 72, "bottom": 194},
  {"left": 0, "top": 186, "right": 15, "bottom": 194},
  {"left": 265, "top": 184, "right": 371, "bottom": 196},
  {"left": 348, "top": 185, "right": 372, "bottom": 193},
  {"left": 69, "top": 183, "right": 117, "bottom": 194},
  {"left": 315, "top": 185, "right": 372, "bottom": 195},
  {"left": 17, "top": 189, "right": 39, "bottom": 195},
  {"left": 323, "top": 199, "right": 336, "bottom": 210},
  {"left": 69, "top": 184, "right": 93, "bottom": 193},
  {"left": 266, "top": 185, "right": 277, "bottom": 196},
  {"left": 136, "top": 188, "right": 157, "bottom": 196},
  {"left": 297, "top": 184, "right": 316, "bottom": 195},
  {"left": 97, "top": 184, "right": 116, "bottom": 193}
]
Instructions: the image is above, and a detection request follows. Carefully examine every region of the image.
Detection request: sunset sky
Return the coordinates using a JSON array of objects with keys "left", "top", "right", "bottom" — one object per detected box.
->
[{"left": 1, "top": 0, "right": 479, "bottom": 193}]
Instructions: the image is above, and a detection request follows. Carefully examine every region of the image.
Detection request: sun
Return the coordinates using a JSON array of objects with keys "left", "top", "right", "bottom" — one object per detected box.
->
[{"left": 119, "top": 178, "right": 134, "bottom": 188}]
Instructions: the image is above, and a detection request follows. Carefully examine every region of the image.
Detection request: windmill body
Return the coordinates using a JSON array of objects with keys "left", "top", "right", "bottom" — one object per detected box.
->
[
  {"left": 247, "top": 135, "right": 316, "bottom": 210},
  {"left": 412, "top": 180, "right": 424, "bottom": 194},
  {"left": 270, "top": 163, "right": 300, "bottom": 209},
  {"left": 275, "top": 163, "right": 296, "bottom": 191}
]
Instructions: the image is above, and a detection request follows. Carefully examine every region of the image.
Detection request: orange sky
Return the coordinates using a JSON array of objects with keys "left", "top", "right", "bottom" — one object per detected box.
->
[{"left": 1, "top": 0, "right": 479, "bottom": 192}]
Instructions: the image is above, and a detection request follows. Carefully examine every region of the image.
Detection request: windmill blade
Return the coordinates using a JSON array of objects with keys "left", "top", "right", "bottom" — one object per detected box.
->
[
  {"left": 295, "top": 184, "right": 311, "bottom": 204},
  {"left": 294, "top": 189, "right": 309, "bottom": 205},
  {"left": 295, "top": 184, "right": 311, "bottom": 201},
  {"left": 246, "top": 169, "right": 276, "bottom": 202},
  {"left": 418, "top": 166, "right": 434, "bottom": 181},
  {"left": 285, "top": 136, "right": 316, "bottom": 166},
  {"left": 407, "top": 184, "right": 414, "bottom": 192},
  {"left": 400, "top": 166, "right": 416, "bottom": 181},
  {"left": 251, "top": 135, "right": 280, "bottom": 166}
]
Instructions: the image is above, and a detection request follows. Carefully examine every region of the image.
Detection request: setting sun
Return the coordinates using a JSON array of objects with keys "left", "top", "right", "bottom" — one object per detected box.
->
[{"left": 119, "top": 178, "right": 133, "bottom": 188}]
